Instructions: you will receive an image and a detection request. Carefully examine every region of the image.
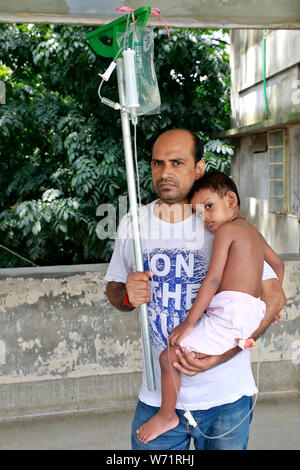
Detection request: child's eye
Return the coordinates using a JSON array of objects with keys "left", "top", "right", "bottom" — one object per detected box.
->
[{"left": 205, "top": 203, "right": 213, "bottom": 210}]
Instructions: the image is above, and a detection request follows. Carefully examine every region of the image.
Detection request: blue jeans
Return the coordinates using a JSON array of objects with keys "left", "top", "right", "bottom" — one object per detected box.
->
[{"left": 131, "top": 395, "right": 253, "bottom": 450}]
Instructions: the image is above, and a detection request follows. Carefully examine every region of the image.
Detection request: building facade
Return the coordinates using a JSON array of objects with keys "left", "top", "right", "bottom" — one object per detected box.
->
[{"left": 222, "top": 29, "right": 300, "bottom": 254}]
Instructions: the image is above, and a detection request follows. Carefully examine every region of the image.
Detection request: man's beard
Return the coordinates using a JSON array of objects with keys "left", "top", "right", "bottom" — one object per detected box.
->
[{"left": 155, "top": 179, "right": 184, "bottom": 204}]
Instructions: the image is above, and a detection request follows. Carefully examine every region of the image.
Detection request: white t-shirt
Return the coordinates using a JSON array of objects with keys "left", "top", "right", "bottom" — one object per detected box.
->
[{"left": 105, "top": 200, "right": 277, "bottom": 410}]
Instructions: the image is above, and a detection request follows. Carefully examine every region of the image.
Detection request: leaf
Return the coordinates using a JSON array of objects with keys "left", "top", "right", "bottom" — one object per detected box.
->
[
  {"left": 42, "top": 188, "right": 63, "bottom": 202},
  {"left": 58, "top": 223, "right": 67, "bottom": 233},
  {"left": 32, "top": 220, "right": 41, "bottom": 235}
]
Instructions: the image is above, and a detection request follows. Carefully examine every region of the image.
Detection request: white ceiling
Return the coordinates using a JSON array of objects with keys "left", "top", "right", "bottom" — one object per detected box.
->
[{"left": 0, "top": 0, "right": 300, "bottom": 28}]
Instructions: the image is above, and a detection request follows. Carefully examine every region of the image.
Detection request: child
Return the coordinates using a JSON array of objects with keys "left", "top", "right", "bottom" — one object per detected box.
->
[{"left": 137, "top": 171, "right": 284, "bottom": 444}]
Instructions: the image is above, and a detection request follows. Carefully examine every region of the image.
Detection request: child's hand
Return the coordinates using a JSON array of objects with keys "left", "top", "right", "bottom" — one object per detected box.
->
[
  {"left": 168, "top": 320, "right": 195, "bottom": 347},
  {"left": 271, "top": 309, "right": 282, "bottom": 325}
]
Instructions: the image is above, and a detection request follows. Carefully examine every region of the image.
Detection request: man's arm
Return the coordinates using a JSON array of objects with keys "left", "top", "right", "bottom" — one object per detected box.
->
[
  {"left": 173, "top": 344, "right": 241, "bottom": 376},
  {"left": 174, "top": 278, "right": 286, "bottom": 375},
  {"left": 106, "top": 281, "right": 133, "bottom": 312},
  {"left": 250, "top": 278, "right": 286, "bottom": 340},
  {"left": 260, "top": 234, "right": 285, "bottom": 285},
  {"left": 106, "top": 270, "right": 153, "bottom": 311}
]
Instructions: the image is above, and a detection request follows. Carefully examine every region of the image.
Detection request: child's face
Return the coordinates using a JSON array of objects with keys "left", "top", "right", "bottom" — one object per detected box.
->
[{"left": 190, "top": 188, "right": 235, "bottom": 232}]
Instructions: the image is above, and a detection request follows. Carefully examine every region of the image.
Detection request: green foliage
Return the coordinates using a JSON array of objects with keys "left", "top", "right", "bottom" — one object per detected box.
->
[
  {"left": 204, "top": 139, "right": 234, "bottom": 175},
  {"left": 144, "top": 29, "right": 231, "bottom": 139},
  {"left": 0, "top": 24, "right": 231, "bottom": 267}
]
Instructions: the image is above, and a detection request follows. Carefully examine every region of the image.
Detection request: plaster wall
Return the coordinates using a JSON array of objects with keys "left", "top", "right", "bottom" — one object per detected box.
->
[
  {"left": 0, "top": 262, "right": 299, "bottom": 418},
  {"left": 230, "top": 30, "right": 300, "bottom": 127}
]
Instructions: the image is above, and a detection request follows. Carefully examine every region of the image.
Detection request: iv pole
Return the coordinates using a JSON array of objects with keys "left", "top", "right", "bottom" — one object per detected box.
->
[
  {"left": 86, "top": 7, "right": 156, "bottom": 391},
  {"left": 116, "top": 58, "right": 155, "bottom": 391}
]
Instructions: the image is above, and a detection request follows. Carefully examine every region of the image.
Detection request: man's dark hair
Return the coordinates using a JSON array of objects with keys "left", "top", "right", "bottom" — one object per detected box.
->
[
  {"left": 179, "top": 129, "right": 204, "bottom": 163},
  {"left": 191, "top": 132, "right": 204, "bottom": 163},
  {"left": 189, "top": 171, "right": 241, "bottom": 207}
]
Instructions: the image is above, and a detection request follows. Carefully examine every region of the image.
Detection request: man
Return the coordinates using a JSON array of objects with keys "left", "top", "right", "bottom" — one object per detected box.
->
[{"left": 105, "top": 129, "right": 285, "bottom": 450}]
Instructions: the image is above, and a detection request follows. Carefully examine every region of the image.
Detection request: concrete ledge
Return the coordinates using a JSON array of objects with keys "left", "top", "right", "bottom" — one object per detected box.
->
[
  {"left": 0, "top": 372, "right": 141, "bottom": 420},
  {"left": 1, "top": 255, "right": 299, "bottom": 277},
  {"left": 0, "top": 392, "right": 298, "bottom": 450},
  {"left": 0, "top": 360, "right": 299, "bottom": 420},
  {"left": 218, "top": 112, "right": 300, "bottom": 139},
  {"left": 0, "top": 263, "right": 109, "bottom": 279},
  {"left": 279, "top": 253, "right": 300, "bottom": 261},
  {"left": 251, "top": 360, "right": 300, "bottom": 394}
]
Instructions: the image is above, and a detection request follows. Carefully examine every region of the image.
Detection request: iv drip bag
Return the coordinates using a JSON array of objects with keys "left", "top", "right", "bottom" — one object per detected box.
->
[{"left": 123, "top": 48, "right": 139, "bottom": 108}]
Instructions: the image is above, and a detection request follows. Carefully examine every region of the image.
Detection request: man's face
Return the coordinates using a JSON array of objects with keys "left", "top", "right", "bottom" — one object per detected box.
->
[{"left": 151, "top": 130, "right": 205, "bottom": 204}]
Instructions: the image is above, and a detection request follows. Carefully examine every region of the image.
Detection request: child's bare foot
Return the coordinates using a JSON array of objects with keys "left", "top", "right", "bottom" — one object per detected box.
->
[{"left": 137, "top": 410, "right": 179, "bottom": 444}]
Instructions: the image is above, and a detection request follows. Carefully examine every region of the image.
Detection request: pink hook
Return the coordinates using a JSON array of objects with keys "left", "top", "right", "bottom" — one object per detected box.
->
[
  {"left": 150, "top": 7, "right": 170, "bottom": 37},
  {"left": 116, "top": 6, "right": 135, "bottom": 23},
  {"left": 116, "top": 6, "right": 170, "bottom": 37}
]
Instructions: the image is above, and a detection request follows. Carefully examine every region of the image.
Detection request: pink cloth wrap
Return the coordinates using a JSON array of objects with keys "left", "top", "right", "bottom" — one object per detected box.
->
[{"left": 180, "top": 291, "right": 265, "bottom": 355}]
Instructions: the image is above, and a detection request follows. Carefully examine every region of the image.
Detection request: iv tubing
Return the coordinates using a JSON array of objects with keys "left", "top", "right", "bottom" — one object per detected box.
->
[{"left": 263, "top": 30, "right": 269, "bottom": 117}]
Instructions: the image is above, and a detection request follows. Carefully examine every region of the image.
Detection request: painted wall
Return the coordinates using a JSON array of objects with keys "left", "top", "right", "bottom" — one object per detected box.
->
[
  {"left": 231, "top": 126, "right": 300, "bottom": 253},
  {"left": 230, "top": 30, "right": 300, "bottom": 128},
  {"left": 0, "top": 265, "right": 142, "bottom": 382},
  {"left": 228, "top": 30, "right": 300, "bottom": 255},
  {"left": 0, "top": 262, "right": 299, "bottom": 418}
]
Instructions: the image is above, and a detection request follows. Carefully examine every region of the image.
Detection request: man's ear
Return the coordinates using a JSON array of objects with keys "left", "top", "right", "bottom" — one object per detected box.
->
[
  {"left": 226, "top": 191, "right": 238, "bottom": 207},
  {"left": 195, "top": 160, "right": 205, "bottom": 180}
]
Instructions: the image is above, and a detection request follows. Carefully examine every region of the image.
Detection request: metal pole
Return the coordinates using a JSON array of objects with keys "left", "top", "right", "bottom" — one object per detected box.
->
[{"left": 116, "top": 58, "right": 156, "bottom": 391}]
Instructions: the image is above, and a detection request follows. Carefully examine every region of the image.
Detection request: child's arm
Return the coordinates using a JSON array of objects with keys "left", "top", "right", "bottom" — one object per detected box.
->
[
  {"left": 168, "top": 223, "right": 234, "bottom": 346},
  {"left": 259, "top": 232, "right": 284, "bottom": 285}
]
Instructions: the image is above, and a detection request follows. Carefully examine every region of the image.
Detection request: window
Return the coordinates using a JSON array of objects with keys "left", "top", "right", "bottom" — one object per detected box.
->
[{"left": 268, "top": 129, "right": 288, "bottom": 214}]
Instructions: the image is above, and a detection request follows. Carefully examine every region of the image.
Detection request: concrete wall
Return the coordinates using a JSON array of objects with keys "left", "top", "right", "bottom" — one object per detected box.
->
[
  {"left": 0, "top": 264, "right": 142, "bottom": 418},
  {"left": 0, "top": 262, "right": 299, "bottom": 419},
  {"left": 228, "top": 30, "right": 300, "bottom": 254},
  {"left": 231, "top": 125, "right": 300, "bottom": 253},
  {"left": 230, "top": 30, "right": 300, "bottom": 128}
]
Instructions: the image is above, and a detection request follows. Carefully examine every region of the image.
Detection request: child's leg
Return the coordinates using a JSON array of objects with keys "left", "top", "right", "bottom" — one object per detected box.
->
[
  {"left": 136, "top": 345, "right": 180, "bottom": 444},
  {"left": 160, "top": 345, "right": 181, "bottom": 412}
]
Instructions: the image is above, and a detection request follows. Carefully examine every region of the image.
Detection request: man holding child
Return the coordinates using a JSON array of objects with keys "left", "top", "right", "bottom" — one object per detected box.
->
[{"left": 105, "top": 129, "right": 285, "bottom": 450}]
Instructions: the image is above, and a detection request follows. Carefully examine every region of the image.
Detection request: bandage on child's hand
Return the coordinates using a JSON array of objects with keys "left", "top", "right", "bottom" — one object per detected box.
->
[{"left": 236, "top": 338, "right": 256, "bottom": 350}]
